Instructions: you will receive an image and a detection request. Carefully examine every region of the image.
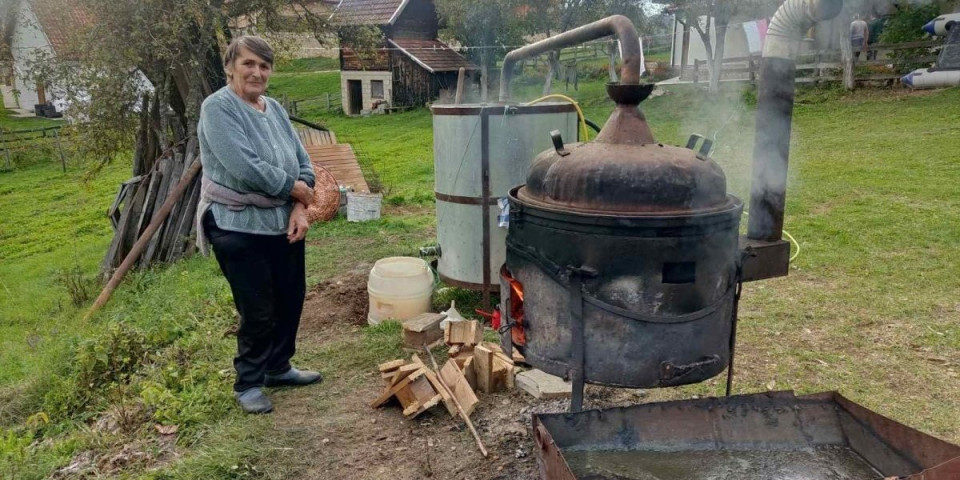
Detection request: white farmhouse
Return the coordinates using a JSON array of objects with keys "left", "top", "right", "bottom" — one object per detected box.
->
[{"left": 2, "top": 0, "right": 92, "bottom": 113}]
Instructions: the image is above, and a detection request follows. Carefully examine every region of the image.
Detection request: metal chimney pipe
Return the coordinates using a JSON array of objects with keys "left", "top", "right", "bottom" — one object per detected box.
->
[
  {"left": 747, "top": 0, "right": 843, "bottom": 241},
  {"left": 499, "top": 15, "right": 643, "bottom": 102}
]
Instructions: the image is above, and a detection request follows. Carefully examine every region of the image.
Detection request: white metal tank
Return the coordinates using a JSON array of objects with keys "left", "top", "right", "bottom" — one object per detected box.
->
[{"left": 431, "top": 103, "right": 579, "bottom": 293}]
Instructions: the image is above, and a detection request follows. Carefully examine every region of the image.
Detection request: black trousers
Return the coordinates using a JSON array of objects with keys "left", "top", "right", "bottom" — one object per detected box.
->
[{"left": 203, "top": 212, "right": 306, "bottom": 392}]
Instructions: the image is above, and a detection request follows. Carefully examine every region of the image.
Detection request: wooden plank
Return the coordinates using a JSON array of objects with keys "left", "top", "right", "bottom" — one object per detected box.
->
[
  {"left": 101, "top": 184, "right": 139, "bottom": 273},
  {"left": 134, "top": 168, "right": 162, "bottom": 241},
  {"left": 422, "top": 369, "right": 457, "bottom": 417},
  {"left": 371, "top": 369, "right": 423, "bottom": 408},
  {"left": 401, "top": 401, "right": 421, "bottom": 417},
  {"left": 440, "top": 360, "right": 478, "bottom": 418},
  {"left": 386, "top": 364, "right": 422, "bottom": 387},
  {"left": 147, "top": 152, "right": 184, "bottom": 264},
  {"left": 491, "top": 358, "right": 507, "bottom": 392},
  {"left": 515, "top": 369, "right": 572, "bottom": 399},
  {"left": 306, "top": 143, "right": 370, "bottom": 193},
  {"left": 408, "top": 394, "right": 442, "bottom": 419},
  {"left": 169, "top": 176, "right": 201, "bottom": 260},
  {"left": 473, "top": 344, "right": 494, "bottom": 394},
  {"left": 462, "top": 357, "right": 476, "bottom": 391},
  {"left": 410, "top": 353, "right": 425, "bottom": 367},
  {"left": 445, "top": 320, "right": 483, "bottom": 347},
  {"left": 120, "top": 175, "right": 151, "bottom": 256},
  {"left": 408, "top": 375, "right": 439, "bottom": 404},
  {"left": 157, "top": 148, "right": 192, "bottom": 261},
  {"left": 378, "top": 359, "right": 406, "bottom": 372},
  {"left": 402, "top": 313, "right": 446, "bottom": 350}
]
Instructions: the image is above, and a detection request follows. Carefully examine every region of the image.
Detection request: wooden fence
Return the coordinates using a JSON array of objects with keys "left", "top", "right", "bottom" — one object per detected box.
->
[
  {"left": 278, "top": 92, "right": 342, "bottom": 117},
  {"left": 687, "top": 40, "right": 942, "bottom": 87},
  {"left": 0, "top": 125, "right": 69, "bottom": 172}
]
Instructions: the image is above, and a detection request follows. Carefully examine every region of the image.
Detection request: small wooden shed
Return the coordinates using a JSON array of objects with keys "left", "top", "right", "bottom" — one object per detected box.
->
[{"left": 332, "top": 0, "right": 476, "bottom": 115}]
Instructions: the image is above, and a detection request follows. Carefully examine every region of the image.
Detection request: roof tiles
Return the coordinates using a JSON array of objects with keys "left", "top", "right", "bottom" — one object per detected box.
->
[
  {"left": 333, "top": 0, "right": 406, "bottom": 26},
  {"left": 28, "top": 0, "right": 94, "bottom": 57},
  {"left": 389, "top": 39, "right": 475, "bottom": 73}
]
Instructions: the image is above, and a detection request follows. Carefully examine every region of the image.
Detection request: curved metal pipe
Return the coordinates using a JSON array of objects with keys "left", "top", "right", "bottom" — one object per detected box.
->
[
  {"left": 747, "top": 0, "right": 843, "bottom": 242},
  {"left": 763, "top": 0, "right": 844, "bottom": 60},
  {"left": 499, "top": 15, "right": 642, "bottom": 102}
]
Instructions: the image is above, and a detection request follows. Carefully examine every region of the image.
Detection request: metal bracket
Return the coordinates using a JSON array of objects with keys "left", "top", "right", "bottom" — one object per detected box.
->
[
  {"left": 551, "top": 130, "right": 570, "bottom": 157},
  {"left": 686, "top": 133, "right": 714, "bottom": 157},
  {"left": 739, "top": 237, "right": 791, "bottom": 282}
]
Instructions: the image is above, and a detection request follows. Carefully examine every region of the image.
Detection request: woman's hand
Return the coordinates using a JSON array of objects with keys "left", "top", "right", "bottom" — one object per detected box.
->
[
  {"left": 291, "top": 180, "right": 315, "bottom": 205},
  {"left": 288, "top": 202, "right": 310, "bottom": 244}
]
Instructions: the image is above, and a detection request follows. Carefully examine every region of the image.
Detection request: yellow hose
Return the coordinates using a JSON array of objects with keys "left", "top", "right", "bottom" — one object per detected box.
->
[
  {"left": 523, "top": 94, "right": 590, "bottom": 142},
  {"left": 742, "top": 211, "right": 801, "bottom": 262}
]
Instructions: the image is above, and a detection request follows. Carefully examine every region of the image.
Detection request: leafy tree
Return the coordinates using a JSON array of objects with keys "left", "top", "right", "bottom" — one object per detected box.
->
[
  {"left": 24, "top": 0, "right": 325, "bottom": 168},
  {"left": 435, "top": 0, "right": 528, "bottom": 101}
]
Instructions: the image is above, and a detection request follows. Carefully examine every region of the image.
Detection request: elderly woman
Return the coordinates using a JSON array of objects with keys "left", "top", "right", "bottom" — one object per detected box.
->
[{"left": 196, "top": 36, "right": 320, "bottom": 414}]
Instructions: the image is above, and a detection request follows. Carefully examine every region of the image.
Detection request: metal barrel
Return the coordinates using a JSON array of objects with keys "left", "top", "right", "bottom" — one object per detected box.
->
[{"left": 431, "top": 103, "right": 579, "bottom": 291}]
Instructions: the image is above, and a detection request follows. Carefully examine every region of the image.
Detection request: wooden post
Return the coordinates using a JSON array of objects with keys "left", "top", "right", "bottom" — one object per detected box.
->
[
  {"left": 424, "top": 346, "right": 488, "bottom": 458},
  {"left": 325, "top": 92, "right": 331, "bottom": 110},
  {"left": 841, "top": 35, "right": 855, "bottom": 91},
  {"left": 693, "top": 60, "right": 701, "bottom": 84},
  {"left": 455, "top": 67, "right": 465, "bottom": 105},
  {"left": 55, "top": 128, "right": 67, "bottom": 172},
  {"left": 0, "top": 130, "right": 9, "bottom": 170}
]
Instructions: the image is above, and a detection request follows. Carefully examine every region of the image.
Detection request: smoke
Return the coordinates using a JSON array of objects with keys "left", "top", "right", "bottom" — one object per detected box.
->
[{"left": 677, "top": 86, "right": 757, "bottom": 205}]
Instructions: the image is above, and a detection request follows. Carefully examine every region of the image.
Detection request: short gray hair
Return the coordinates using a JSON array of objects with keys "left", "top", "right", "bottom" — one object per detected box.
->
[{"left": 223, "top": 36, "right": 275, "bottom": 71}]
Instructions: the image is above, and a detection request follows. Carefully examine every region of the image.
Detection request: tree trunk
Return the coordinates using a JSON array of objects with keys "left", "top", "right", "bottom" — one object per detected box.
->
[
  {"left": 710, "top": 21, "right": 728, "bottom": 94},
  {"left": 543, "top": 51, "right": 558, "bottom": 95},
  {"left": 840, "top": 16, "right": 855, "bottom": 91}
]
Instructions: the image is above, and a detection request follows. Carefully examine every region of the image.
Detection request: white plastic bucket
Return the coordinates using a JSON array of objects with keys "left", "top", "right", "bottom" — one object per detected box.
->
[{"left": 367, "top": 257, "right": 434, "bottom": 325}]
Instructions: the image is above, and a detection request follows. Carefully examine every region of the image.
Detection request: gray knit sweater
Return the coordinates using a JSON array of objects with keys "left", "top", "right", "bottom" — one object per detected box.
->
[{"left": 196, "top": 86, "right": 315, "bottom": 246}]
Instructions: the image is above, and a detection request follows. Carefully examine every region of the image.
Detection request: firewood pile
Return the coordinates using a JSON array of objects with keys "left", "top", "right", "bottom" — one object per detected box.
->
[
  {"left": 373, "top": 319, "right": 525, "bottom": 420},
  {"left": 101, "top": 95, "right": 201, "bottom": 275}
]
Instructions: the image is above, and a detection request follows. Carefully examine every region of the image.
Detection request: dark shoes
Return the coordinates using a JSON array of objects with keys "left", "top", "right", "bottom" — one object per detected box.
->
[
  {"left": 235, "top": 388, "right": 273, "bottom": 414},
  {"left": 264, "top": 367, "right": 324, "bottom": 387},
  {"left": 236, "top": 368, "right": 322, "bottom": 414}
]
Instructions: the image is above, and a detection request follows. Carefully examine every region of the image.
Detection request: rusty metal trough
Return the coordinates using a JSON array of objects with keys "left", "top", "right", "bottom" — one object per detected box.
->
[{"left": 533, "top": 391, "right": 960, "bottom": 480}]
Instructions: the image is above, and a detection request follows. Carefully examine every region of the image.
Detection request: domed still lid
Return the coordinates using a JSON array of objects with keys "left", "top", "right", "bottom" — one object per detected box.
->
[{"left": 517, "top": 84, "right": 737, "bottom": 216}]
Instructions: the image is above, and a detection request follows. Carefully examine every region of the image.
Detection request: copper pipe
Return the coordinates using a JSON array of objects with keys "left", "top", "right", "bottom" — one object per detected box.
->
[{"left": 499, "top": 15, "right": 642, "bottom": 102}]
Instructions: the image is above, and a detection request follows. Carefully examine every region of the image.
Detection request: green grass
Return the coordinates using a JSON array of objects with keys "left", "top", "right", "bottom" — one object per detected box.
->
[
  {"left": 266, "top": 72, "right": 341, "bottom": 101},
  {"left": 275, "top": 56, "right": 340, "bottom": 73},
  {"left": 0, "top": 109, "right": 62, "bottom": 131},
  {"left": 0, "top": 161, "right": 129, "bottom": 385},
  {"left": 2, "top": 79, "right": 960, "bottom": 478}
]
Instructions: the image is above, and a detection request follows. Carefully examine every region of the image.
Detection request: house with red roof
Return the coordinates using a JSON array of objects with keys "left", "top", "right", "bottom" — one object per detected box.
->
[
  {"left": 3, "top": 0, "right": 93, "bottom": 114},
  {"left": 332, "top": 0, "right": 476, "bottom": 114}
]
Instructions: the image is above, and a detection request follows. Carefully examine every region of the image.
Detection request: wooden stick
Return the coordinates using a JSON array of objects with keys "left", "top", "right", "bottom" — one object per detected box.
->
[
  {"left": 423, "top": 344, "right": 488, "bottom": 458},
  {"left": 84, "top": 160, "right": 202, "bottom": 321}
]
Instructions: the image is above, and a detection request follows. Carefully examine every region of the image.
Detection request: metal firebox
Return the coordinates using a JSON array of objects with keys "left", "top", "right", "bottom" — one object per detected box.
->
[{"left": 533, "top": 391, "right": 960, "bottom": 480}]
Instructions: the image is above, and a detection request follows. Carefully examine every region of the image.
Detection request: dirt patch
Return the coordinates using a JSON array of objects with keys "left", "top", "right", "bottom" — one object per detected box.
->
[
  {"left": 264, "top": 310, "right": 650, "bottom": 480},
  {"left": 300, "top": 265, "right": 371, "bottom": 332}
]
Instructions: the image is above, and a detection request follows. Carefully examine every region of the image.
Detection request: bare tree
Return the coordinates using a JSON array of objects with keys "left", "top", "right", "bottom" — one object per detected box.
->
[{"left": 669, "top": 0, "right": 777, "bottom": 93}]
